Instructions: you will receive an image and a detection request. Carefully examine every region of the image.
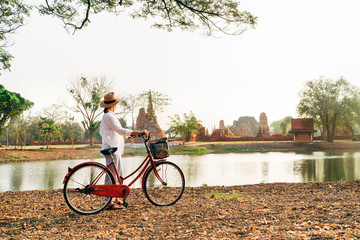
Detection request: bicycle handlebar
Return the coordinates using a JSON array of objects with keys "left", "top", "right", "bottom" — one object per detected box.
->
[{"left": 131, "top": 132, "right": 151, "bottom": 142}]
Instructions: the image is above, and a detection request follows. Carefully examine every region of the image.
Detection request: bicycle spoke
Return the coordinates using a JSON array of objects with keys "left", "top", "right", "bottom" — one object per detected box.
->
[
  {"left": 63, "top": 163, "right": 115, "bottom": 215},
  {"left": 144, "top": 162, "right": 185, "bottom": 206}
]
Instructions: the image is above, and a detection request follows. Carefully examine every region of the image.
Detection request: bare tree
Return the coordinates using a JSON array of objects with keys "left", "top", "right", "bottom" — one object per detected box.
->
[
  {"left": 139, "top": 90, "right": 171, "bottom": 115},
  {"left": 66, "top": 76, "right": 112, "bottom": 146},
  {"left": 7, "top": 113, "right": 29, "bottom": 149},
  {"left": 39, "top": 104, "right": 68, "bottom": 124},
  {"left": 118, "top": 94, "right": 142, "bottom": 130}
]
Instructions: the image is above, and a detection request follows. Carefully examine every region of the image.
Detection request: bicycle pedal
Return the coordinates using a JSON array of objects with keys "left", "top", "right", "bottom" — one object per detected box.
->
[{"left": 123, "top": 202, "right": 128, "bottom": 207}]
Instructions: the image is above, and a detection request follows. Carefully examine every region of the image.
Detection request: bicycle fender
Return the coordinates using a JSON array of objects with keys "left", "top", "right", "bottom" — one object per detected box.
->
[
  {"left": 141, "top": 159, "right": 167, "bottom": 189},
  {"left": 63, "top": 162, "right": 109, "bottom": 184}
]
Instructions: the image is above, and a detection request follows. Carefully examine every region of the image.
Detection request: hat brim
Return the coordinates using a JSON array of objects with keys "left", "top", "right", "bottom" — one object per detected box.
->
[{"left": 100, "top": 98, "right": 122, "bottom": 108}]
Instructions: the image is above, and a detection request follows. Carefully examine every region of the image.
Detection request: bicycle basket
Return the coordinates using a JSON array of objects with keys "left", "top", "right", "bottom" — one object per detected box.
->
[{"left": 149, "top": 138, "right": 170, "bottom": 159}]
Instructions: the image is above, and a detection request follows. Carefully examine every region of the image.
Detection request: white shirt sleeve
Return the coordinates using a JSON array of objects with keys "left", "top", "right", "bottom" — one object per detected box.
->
[{"left": 106, "top": 112, "right": 133, "bottom": 137}]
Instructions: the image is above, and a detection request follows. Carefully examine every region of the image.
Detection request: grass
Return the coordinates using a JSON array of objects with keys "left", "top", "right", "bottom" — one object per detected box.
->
[
  {"left": 175, "top": 142, "right": 251, "bottom": 154},
  {"left": 40, "top": 149, "right": 54, "bottom": 153},
  {"left": 169, "top": 145, "right": 210, "bottom": 155},
  {"left": 204, "top": 189, "right": 249, "bottom": 202},
  {"left": 11, "top": 155, "right": 21, "bottom": 160},
  {"left": 123, "top": 148, "right": 148, "bottom": 157},
  {"left": 123, "top": 144, "right": 251, "bottom": 157}
]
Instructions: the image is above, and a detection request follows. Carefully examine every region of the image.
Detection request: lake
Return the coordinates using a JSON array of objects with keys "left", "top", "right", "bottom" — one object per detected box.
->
[{"left": 1, "top": 151, "right": 360, "bottom": 192}]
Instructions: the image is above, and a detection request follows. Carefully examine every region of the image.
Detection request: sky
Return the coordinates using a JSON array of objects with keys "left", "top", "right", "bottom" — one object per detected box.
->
[{"left": 1, "top": 0, "right": 360, "bottom": 131}]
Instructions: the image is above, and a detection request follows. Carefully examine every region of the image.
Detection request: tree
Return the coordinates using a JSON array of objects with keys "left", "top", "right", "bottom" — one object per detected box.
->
[
  {"left": 61, "top": 116, "right": 84, "bottom": 147},
  {"left": 297, "top": 76, "right": 360, "bottom": 142},
  {"left": 39, "top": 104, "right": 85, "bottom": 144},
  {"left": 0, "top": 0, "right": 31, "bottom": 73},
  {"left": 0, "top": 84, "right": 34, "bottom": 135},
  {"left": 37, "top": 117, "right": 61, "bottom": 149},
  {"left": 2, "top": 1, "right": 256, "bottom": 73},
  {"left": 270, "top": 117, "right": 292, "bottom": 136},
  {"left": 270, "top": 119, "right": 282, "bottom": 134},
  {"left": 25, "top": 116, "right": 42, "bottom": 144},
  {"left": 118, "top": 94, "right": 141, "bottom": 130},
  {"left": 7, "top": 113, "right": 28, "bottom": 149},
  {"left": 40, "top": 104, "right": 67, "bottom": 123},
  {"left": 39, "top": 0, "right": 257, "bottom": 36},
  {"left": 139, "top": 90, "right": 171, "bottom": 115},
  {"left": 66, "top": 76, "right": 111, "bottom": 146},
  {"left": 336, "top": 97, "right": 360, "bottom": 136},
  {"left": 280, "top": 116, "right": 292, "bottom": 136},
  {"left": 168, "top": 111, "right": 201, "bottom": 145}
]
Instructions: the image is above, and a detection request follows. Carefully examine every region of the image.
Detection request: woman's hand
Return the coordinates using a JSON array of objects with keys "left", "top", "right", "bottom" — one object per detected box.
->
[
  {"left": 143, "top": 130, "right": 149, "bottom": 137},
  {"left": 130, "top": 129, "right": 149, "bottom": 137}
]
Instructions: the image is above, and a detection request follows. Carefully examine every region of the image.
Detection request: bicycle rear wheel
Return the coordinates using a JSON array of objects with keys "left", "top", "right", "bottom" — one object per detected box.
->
[
  {"left": 63, "top": 162, "right": 115, "bottom": 215},
  {"left": 143, "top": 161, "right": 185, "bottom": 206}
]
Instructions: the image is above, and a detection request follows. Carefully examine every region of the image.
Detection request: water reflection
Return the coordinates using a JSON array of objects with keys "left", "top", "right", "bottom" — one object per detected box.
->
[
  {"left": 10, "top": 165, "right": 23, "bottom": 191},
  {"left": 0, "top": 151, "right": 359, "bottom": 192},
  {"left": 295, "top": 152, "right": 360, "bottom": 182}
]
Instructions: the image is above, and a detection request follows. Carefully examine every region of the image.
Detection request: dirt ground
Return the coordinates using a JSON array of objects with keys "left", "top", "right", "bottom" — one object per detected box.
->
[
  {"left": 1, "top": 181, "right": 360, "bottom": 239},
  {"left": 0, "top": 147, "right": 102, "bottom": 162},
  {"left": 1, "top": 141, "right": 360, "bottom": 239}
]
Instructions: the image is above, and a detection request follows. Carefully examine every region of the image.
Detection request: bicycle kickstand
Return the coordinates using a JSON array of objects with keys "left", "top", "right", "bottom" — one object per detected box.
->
[{"left": 122, "top": 189, "right": 128, "bottom": 207}]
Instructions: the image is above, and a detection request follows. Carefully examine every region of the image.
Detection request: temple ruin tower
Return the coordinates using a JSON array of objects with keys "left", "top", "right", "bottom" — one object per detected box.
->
[
  {"left": 257, "top": 126, "right": 263, "bottom": 137},
  {"left": 219, "top": 120, "right": 225, "bottom": 129},
  {"left": 259, "top": 112, "right": 271, "bottom": 137},
  {"left": 135, "top": 94, "right": 165, "bottom": 140},
  {"left": 146, "top": 92, "right": 155, "bottom": 116},
  {"left": 136, "top": 108, "right": 146, "bottom": 130}
]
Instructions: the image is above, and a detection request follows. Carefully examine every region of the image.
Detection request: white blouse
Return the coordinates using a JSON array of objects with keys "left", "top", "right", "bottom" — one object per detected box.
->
[{"left": 99, "top": 111, "right": 132, "bottom": 154}]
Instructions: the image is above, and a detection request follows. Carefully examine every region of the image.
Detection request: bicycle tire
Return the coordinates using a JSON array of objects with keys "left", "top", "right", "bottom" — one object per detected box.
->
[
  {"left": 63, "top": 162, "right": 115, "bottom": 215},
  {"left": 143, "top": 161, "right": 185, "bottom": 206}
]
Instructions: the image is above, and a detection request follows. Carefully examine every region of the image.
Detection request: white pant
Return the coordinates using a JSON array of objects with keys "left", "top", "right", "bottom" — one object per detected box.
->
[
  {"left": 103, "top": 150, "right": 123, "bottom": 202},
  {"left": 104, "top": 151, "right": 123, "bottom": 184}
]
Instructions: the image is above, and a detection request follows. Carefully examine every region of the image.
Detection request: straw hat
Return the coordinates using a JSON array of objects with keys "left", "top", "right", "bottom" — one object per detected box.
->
[{"left": 100, "top": 92, "right": 122, "bottom": 108}]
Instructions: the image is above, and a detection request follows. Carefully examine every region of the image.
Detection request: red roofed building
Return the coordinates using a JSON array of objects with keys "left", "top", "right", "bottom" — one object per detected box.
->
[{"left": 289, "top": 118, "right": 317, "bottom": 142}]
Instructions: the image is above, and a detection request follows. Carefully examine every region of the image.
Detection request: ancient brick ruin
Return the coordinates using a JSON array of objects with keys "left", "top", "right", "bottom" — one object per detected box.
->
[
  {"left": 211, "top": 121, "right": 235, "bottom": 139},
  {"left": 258, "top": 112, "right": 271, "bottom": 137},
  {"left": 192, "top": 112, "right": 291, "bottom": 142},
  {"left": 189, "top": 123, "right": 208, "bottom": 141},
  {"left": 135, "top": 103, "right": 165, "bottom": 141},
  {"left": 229, "top": 116, "right": 259, "bottom": 137}
]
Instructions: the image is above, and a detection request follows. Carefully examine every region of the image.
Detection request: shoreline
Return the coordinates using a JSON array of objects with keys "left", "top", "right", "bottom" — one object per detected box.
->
[
  {"left": 0, "top": 141, "right": 360, "bottom": 163},
  {"left": 1, "top": 181, "right": 360, "bottom": 239}
]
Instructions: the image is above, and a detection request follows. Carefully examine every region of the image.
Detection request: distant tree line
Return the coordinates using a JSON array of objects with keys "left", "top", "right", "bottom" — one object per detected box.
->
[
  {"left": 0, "top": 114, "right": 86, "bottom": 149},
  {"left": 0, "top": 76, "right": 172, "bottom": 148},
  {"left": 1, "top": 76, "right": 360, "bottom": 147}
]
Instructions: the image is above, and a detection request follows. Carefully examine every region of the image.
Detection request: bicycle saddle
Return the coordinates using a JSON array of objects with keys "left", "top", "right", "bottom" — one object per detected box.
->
[{"left": 100, "top": 147, "right": 118, "bottom": 155}]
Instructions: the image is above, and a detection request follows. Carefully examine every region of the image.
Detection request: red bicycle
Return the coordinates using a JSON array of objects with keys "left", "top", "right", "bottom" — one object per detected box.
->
[{"left": 63, "top": 134, "right": 185, "bottom": 215}]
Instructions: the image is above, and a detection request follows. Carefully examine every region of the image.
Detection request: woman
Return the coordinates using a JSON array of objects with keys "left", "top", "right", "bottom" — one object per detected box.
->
[{"left": 99, "top": 92, "right": 149, "bottom": 209}]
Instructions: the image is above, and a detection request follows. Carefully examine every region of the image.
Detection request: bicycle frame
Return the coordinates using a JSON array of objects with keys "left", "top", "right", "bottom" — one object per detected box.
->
[{"left": 63, "top": 135, "right": 167, "bottom": 198}]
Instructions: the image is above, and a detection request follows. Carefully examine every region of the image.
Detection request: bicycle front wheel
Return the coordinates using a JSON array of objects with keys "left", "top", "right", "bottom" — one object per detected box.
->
[
  {"left": 63, "top": 163, "right": 115, "bottom": 215},
  {"left": 143, "top": 161, "right": 185, "bottom": 206}
]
